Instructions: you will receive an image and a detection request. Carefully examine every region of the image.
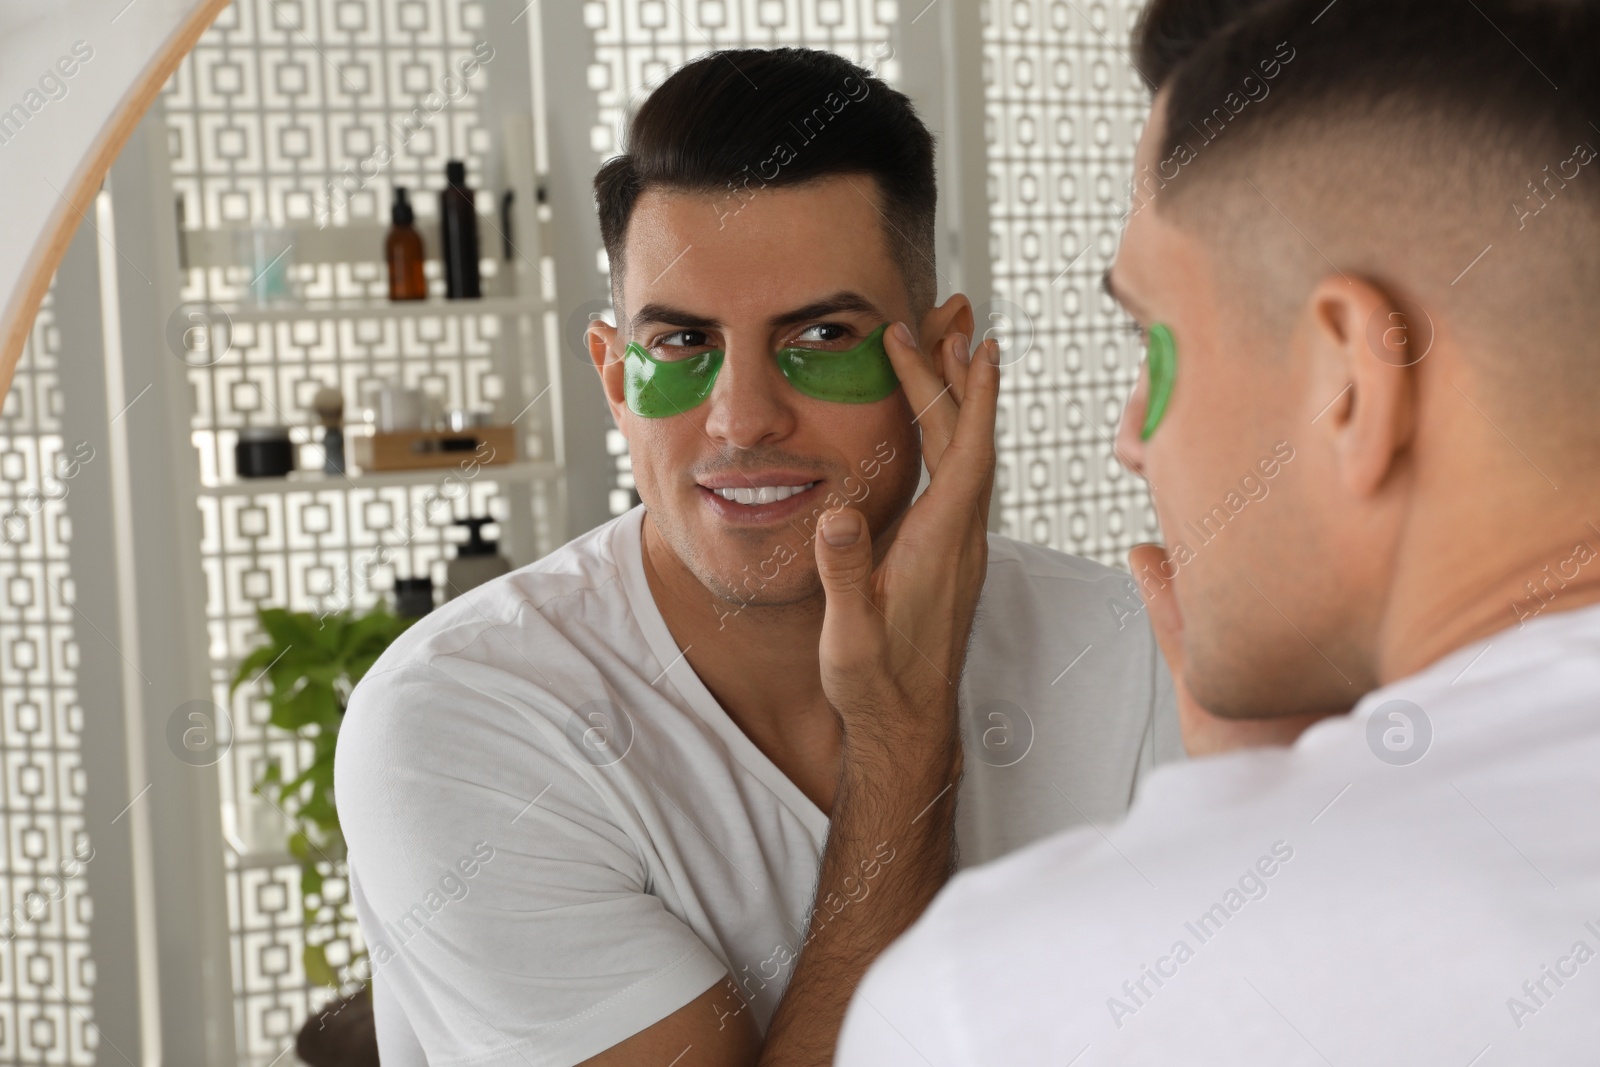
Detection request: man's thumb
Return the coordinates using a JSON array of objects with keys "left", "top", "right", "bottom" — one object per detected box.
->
[
  {"left": 814, "top": 508, "right": 880, "bottom": 670},
  {"left": 1128, "top": 542, "right": 1184, "bottom": 676}
]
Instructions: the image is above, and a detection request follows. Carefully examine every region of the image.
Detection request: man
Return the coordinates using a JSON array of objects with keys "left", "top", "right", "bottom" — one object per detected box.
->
[
  {"left": 836, "top": 0, "right": 1600, "bottom": 1062},
  {"left": 336, "top": 47, "right": 1181, "bottom": 1066}
]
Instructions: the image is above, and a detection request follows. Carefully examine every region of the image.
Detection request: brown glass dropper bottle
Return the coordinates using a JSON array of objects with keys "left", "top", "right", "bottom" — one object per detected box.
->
[{"left": 386, "top": 187, "right": 427, "bottom": 302}]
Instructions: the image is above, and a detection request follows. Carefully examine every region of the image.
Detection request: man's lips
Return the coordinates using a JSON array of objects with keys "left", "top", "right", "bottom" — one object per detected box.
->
[
  {"left": 696, "top": 470, "right": 823, "bottom": 490},
  {"left": 696, "top": 478, "right": 824, "bottom": 522}
]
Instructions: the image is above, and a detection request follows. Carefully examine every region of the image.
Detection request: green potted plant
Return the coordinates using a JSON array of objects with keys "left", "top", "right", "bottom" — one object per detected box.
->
[{"left": 229, "top": 604, "right": 417, "bottom": 987}]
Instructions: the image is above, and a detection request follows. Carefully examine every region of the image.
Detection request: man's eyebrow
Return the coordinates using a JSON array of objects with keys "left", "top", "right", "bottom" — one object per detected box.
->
[
  {"left": 630, "top": 291, "right": 885, "bottom": 334},
  {"left": 768, "top": 291, "right": 884, "bottom": 328},
  {"left": 630, "top": 304, "right": 720, "bottom": 333}
]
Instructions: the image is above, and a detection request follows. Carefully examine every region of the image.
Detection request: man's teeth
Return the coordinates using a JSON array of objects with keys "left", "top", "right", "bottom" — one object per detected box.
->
[{"left": 712, "top": 482, "right": 816, "bottom": 505}]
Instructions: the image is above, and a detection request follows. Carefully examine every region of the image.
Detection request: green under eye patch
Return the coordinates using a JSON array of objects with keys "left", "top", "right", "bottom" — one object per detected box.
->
[
  {"left": 1141, "top": 322, "right": 1176, "bottom": 441},
  {"left": 776, "top": 322, "right": 899, "bottom": 405},
  {"left": 623, "top": 346, "right": 724, "bottom": 418},
  {"left": 622, "top": 322, "right": 899, "bottom": 418}
]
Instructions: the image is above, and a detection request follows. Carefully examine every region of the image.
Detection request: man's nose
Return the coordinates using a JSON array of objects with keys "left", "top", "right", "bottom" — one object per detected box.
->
[
  {"left": 700, "top": 347, "right": 796, "bottom": 449},
  {"left": 1114, "top": 359, "right": 1149, "bottom": 478}
]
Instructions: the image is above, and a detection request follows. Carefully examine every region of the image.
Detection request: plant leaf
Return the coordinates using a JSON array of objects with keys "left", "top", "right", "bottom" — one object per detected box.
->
[
  {"left": 303, "top": 943, "right": 339, "bottom": 988},
  {"left": 258, "top": 607, "right": 316, "bottom": 650},
  {"left": 229, "top": 644, "right": 280, "bottom": 697},
  {"left": 270, "top": 680, "right": 339, "bottom": 731}
]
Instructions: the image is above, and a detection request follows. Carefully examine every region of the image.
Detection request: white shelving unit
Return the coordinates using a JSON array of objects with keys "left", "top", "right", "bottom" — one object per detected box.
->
[
  {"left": 116, "top": 4, "right": 586, "bottom": 1059},
  {"left": 196, "top": 457, "right": 562, "bottom": 496},
  {"left": 215, "top": 292, "right": 541, "bottom": 323}
]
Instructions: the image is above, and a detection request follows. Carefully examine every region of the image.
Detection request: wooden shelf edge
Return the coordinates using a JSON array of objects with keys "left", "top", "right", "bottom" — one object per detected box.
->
[{"left": 198, "top": 459, "right": 562, "bottom": 496}]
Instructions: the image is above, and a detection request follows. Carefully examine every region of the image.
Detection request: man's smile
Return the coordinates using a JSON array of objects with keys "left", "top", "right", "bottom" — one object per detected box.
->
[{"left": 695, "top": 473, "right": 824, "bottom": 525}]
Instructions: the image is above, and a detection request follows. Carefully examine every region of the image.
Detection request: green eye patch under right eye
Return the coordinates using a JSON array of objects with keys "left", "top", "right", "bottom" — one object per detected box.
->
[
  {"left": 1141, "top": 323, "right": 1176, "bottom": 441},
  {"left": 622, "top": 343, "right": 725, "bottom": 418}
]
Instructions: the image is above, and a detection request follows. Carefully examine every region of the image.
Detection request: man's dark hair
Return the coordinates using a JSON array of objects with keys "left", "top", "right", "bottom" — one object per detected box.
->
[
  {"left": 593, "top": 47, "right": 937, "bottom": 317},
  {"left": 1132, "top": 0, "right": 1270, "bottom": 88},
  {"left": 1128, "top": 0, "right": 1600, "bottom": 446},
  {"left": 1133, "top": 0, "right": 1600, "bottom": 204}
]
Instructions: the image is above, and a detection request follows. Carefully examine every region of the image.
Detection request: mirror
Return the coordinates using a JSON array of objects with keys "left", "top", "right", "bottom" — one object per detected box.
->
[{"left": 0, "top": 0, "right": 229, "bottom": 399}]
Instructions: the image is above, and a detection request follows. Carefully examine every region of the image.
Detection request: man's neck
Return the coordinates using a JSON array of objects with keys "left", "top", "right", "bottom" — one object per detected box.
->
[
  {"left": 1379, "top": 474, "right": 1600, "bottom": 685},
  {"left": 639, "top": 511, "right": 845, "bottom": 813}
]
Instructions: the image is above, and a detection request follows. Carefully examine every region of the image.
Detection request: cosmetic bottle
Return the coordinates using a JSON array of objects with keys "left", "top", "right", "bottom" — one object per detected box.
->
[
  {"left": 312, "top": 386, "right": 346, "bottom": 475},
  {"left": 386, "top": 187, "right": 427, "bottom": 301},
  {"left": 445, "top": 517, "right": 511, "bottom": 600},
  {"left": 439, "top": 161, "right": 482, "bottom": 299},
  {"left": 235, "top": 426, "right": 295, "bottom": 479},
  {"left": 394, "top": 576, "right": 435, "bottom": 618}
]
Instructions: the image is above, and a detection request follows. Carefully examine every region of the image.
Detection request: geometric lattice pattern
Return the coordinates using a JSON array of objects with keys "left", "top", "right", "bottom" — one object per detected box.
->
[
  {"left": 585, "top": 0, "right": 899, "bottom": 162},
  {"left": 164, "top": 0, "right": 494, "bottom": 234},
  {"left": 0, "top": 290, "right": 98, "bottom": 1065},
  {"left": 187, "top": 313, "right": 513, "bottom": 483},
  {"left": 162, "top": 0, "right": 565, "bottom": 1057},
  {"left": 984, "top": 0, "right": 1159, "bottom": 565},
  {"left": 582, "top": 0, "right": 899, "bottom": 516}
]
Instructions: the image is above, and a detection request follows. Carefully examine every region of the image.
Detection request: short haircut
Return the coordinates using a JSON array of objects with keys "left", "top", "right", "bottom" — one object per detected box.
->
[
  {"left": 1135, "top": 0, "right": 1600, "bottom": 178},
  {"left": 593, "top": 47, "right": 938, "bottom": 318},
  {"left": 1133, "top": 0, "right": 1272, "bottom": 88},
  {"left": 1130, "top": 0, "right": 1600, "bottom": 446}
]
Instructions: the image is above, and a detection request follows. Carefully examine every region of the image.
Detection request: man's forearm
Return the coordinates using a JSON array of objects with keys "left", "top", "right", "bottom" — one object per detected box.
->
[{"left": 756, "top": 721, "right": 963, "bottom": 1066}]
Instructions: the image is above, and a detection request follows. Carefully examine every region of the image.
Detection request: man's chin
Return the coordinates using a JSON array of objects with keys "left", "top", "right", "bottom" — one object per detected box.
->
[
  {"left": 1187, "top": 665, "right": 1354, "bottom": 724},
  {"left": 703, "top": 566, "right": 823, "bottom": 613}
]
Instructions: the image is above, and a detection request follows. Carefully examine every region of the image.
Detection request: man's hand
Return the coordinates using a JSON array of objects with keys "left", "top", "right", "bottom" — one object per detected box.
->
[
  {"left": 743, "top": 326, "right": 999, "bottom": 1067},
  {"left": 812, "top": 324, "right": 1001, "bottom": 756},
  {"left": 1129, "top": 543, "right": 1337, "bottom": 755}
]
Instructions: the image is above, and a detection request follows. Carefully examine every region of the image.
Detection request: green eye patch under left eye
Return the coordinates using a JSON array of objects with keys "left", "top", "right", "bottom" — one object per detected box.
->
[
  {"left": 776, "top": 322, "right": 899, "bottom": 404},
  {"left": 622, "top": 322, "right": 900, "bottom": 418},
  {"left": 1141, "top": 322, "right": 1176, "bottom": 441}
]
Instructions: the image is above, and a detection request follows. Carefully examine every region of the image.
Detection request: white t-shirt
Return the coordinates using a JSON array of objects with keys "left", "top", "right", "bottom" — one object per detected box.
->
[
  {"left": 837, "top": 600, "right": 1600, "bottom": 1066},
  {"left": 336, "top": 505, "right": 1179, "bottom": 1067}
]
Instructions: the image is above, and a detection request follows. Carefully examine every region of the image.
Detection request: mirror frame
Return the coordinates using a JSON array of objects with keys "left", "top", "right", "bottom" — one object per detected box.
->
[{"left": 0, "top": 0, "right": 231, "bottom": 399}]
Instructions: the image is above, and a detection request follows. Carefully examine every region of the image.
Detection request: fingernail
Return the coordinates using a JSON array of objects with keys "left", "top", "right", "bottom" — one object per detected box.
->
[
  {"left": 986, "top": 338, "right": 1001, "bottom": 365},
  {"left": 822, "top": 511, "right": 861, "bottom": 547},
  {"left": 953, "top": 333, "right": 971, "bottom": 364},
  {"left": 892, "top": 322, "right": 915, "bottom": 348}
]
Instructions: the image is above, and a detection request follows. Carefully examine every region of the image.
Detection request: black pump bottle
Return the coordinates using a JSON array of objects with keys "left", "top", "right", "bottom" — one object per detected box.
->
[{"left": 439, "top": 160, "right": 482, "bottom": 299}]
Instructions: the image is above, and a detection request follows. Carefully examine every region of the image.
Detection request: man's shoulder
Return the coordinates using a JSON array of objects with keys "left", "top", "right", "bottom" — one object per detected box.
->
[
  {"left": 365, "top": 510, "right": 637, "bottom": 673},
  {"left": 338, "top": 512, "right": 646, "bottom": 765},
  {"left": 976, "top": 532, "right": 1154, "bottom": 657},
  {"left": 984, "top": 532, "right": 1129, "bottom": 589},
  {"left": 912, "top": 741, "right": 1321, "bottom": 952}
]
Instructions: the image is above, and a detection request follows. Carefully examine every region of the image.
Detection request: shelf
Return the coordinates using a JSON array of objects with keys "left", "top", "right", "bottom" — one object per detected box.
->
[
  {"left": 217, "top": 292, "right": 538, "bottom": 324},
  {"left": 227, "top": 849, "right": 298, "bottom": 871},
  {"left": 198, "top": 459, "right": 562, "bottom": 497}
]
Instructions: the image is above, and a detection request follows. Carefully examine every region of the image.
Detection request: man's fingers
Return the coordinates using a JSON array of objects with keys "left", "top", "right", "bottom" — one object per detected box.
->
[
  {"left": 941, "top": 331, "right": 972, "bottom": 406},
  {"left": 884, "top": 322, "right": 961, "bottom": 472},
  {"left": 1128, "top": 542, "right": 1185, "bottom": 678},
  {"left": 918, "top": 335, "right": 999, "bottom": 533}
]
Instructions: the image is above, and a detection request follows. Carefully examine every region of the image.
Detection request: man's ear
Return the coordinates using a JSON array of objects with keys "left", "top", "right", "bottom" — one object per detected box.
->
[
  {"left": 1303, "top": 274, "right": 1419, "bottom": 498},
  {"left": 917, "top": 294, "right": 976, "bottom": 358},
  {"left": 587, "top": 319, "right": 629, "bottom": 428}
]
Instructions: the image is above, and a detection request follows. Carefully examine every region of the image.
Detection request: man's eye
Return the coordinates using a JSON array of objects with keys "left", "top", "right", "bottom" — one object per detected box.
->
[
  {"left": 653, "top": 330, "right": 713, "bottom": 358},
  {"left": 793, "top": 323, "right": 851, "bottom": 346}
]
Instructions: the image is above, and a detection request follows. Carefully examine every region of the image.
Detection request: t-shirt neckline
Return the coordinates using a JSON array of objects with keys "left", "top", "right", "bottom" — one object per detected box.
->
[
  {"left": 1352, "top": 596, "right": 1600, "bottom": 718},
  {"left": 613, "top": 506, "right": 832, "bottom": 846}
]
